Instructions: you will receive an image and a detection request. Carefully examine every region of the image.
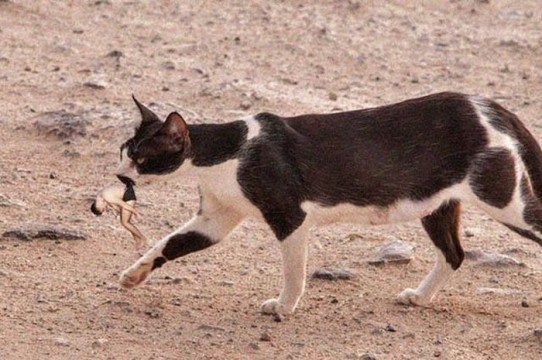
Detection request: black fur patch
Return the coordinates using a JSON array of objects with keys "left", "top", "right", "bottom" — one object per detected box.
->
[
  {"left": 421, "top": 200, "right": 464, "bottom": 270},
  {"left": 162, "top": 231, "right": 215, "bottom": 260},
  {"left": 90, "top": 202, "right": 102, "bottom": 216},
  {"left": 188, "top": 121, "right": 247, "bottom": 166},
  {"left": 469, "top": 148, "right": 516, "bottom": 208},
  {"left": 482, "top": 100, "right": 542, "bottom": 201},
  {"left": 237, "top": 93, "right": 487, "bottom": 240},
  {"left": 122, "top": 184, "right": 137, "bottom": 202},
  {"left": 152, "top": 256, "right": 167, "bottom": 270}
]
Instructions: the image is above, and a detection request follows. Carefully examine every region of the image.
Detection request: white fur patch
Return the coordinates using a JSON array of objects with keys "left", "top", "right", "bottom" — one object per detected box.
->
[
  {"left": 300, "top": 180, "right": 470, "bottom": 227},
  {"left": 470, "top": 96, "right": 518, "bottom": 150},
  {"left": 244, "top": 116, "right": 262, "bottom": 141}
]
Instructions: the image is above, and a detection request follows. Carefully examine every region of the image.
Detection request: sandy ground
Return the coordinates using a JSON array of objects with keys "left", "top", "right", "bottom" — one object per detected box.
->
[{"left": 1, "top": 1, "right": 542, "bottom": 359}]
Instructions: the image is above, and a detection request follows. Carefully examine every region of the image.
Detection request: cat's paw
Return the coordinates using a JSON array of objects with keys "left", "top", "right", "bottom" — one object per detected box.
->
[
  {"left": 119, "top": 261, "right": 153, "bottom": 289},
  {"left": 260, "top": 298, "right": 294, "bottom": 316},
  {"left": 396, "top": 288, "right": 431, "bottom": 306}
]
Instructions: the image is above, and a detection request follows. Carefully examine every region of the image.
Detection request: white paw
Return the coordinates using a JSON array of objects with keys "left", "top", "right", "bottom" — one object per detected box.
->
[
  {"left": 396, "top": 288, "right": 431, "bottom": 306},
  {"left": 260, "top": 298, "right": 294, "bottom": 315},
  {"left": 119, "top": 261, "right": 153, "bottom": 289}
]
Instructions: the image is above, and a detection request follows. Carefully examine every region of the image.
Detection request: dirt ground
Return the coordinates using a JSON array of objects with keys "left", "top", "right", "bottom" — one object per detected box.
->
[{"left": 1, "top": 0, "right": 542, "bottom": 359}]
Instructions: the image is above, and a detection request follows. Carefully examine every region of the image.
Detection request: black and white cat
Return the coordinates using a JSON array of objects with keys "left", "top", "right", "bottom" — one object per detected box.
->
[{"left": 116, "top": 93, "right": 542, "bottom": 316}]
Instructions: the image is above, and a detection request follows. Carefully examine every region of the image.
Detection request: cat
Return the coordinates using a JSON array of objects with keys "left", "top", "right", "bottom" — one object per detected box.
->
[{"left": 116, "top": 92, "right": 542, "bottom": 316}]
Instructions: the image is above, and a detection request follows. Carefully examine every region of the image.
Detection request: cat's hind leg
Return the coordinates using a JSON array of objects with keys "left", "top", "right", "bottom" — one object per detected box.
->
[
  {"left": 397, "top": 200, "right": 463, "bottom": 306},
  {"left": 261, "top": 224, "right": 309, "bottom": 316}
]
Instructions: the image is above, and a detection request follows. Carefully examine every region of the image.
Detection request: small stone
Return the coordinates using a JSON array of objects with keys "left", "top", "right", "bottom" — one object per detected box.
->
[
  {"left": 369, "top": 240, "right": 413, "bottom": 265},
  {"left": 3, "top": 225, "right": 88, "bottom": 241},
  {"left": 92, "top": 338, "right": 108, "bottom": 348},
  {"left": 310, "top": 268, "right": 356, "bottom": 281},
  {"left": 259, "top": 331, "right": 272, "bottom": 342},
  {"left": 162, "top": 61, "right": 175, "bottom": 70},
  {"left": 197, "top": 324, "right": 225, "bottom": 332},
  {"left": 240, "top": 100, "right": 252, "bottom": 110},
  {"left": 521, "top": 300, "right": 529, "bottom": 308},
  {"left": 328, "top": 92, "right": 338, "bottom": 101},
  {"left": 84, "top": 75, "right": 108, "bottom": 89},
  {"left": 249, "top": 342, "right": 260, "bottom": 350},
  {"left": 144, "top": 308, "right": 161, "bottom": 319},
  {"left": 34, "top": 110, "right": 88, "bottom": 140},
  {"left": 534, "top": 328, "right": 542, "bottom": 338},
  {"left": 54, "top": 337, "right": 70, "bottom": 346},
  {"left": 360, "top": 353, "right": 377, "bottom": 360},
  {"left": 385, "top": 324, "right": 396, "bottom": 332},
  {"left": 107, "top": 50, "right": 123, "bottom": 58},
  {"left": 477, "top": 287, "right": 521, "bottom": 295},
  {"left": 465, "top": 250, "right": 524, "bottom": 267}
]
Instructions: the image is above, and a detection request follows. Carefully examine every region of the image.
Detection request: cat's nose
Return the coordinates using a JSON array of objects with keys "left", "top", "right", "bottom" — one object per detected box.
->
[{"left": 117, "top": 175, "right": 136, "bottom": 186}]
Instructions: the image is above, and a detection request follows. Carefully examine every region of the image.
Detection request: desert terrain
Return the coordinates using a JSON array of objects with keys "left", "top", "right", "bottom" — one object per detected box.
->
[{"left": 1, "top": 1, "right": 542, "bottom": 359}]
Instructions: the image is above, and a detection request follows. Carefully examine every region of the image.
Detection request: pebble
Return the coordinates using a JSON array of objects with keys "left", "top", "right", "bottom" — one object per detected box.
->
[
  {"left": 240, "top": 100, "right": 252, "bottom": 110},
  {"left": 3, "top": 225, "right": 88, "bottom": 241},
  {"left": 310, "top": 268, "right": 356, "bottom": 281},
  {"left": 360, "top": 353, "right": 377, "bottom": 360},
  {"left": 521, "top": 300, "right": 529, "bottom": 308},
  {"left": 465, "top": 250, "right": 524, "bottom": 267},
  {"left": 197, "top": 324, "right": 225, "bottom": 332},
  {"left": 477, "top": 287, "right": 521, "bottom": 295},
  {"left": 34, "top": 110, "right": 88, "bottom": 140},
  {"left": 54, "top": 337, "right": 70, "bottom": 347},
  {"left": 369, "top": 240, "right": 413, "bottom": 265},
  {"left": 385, "top": 324, "right": 397, "bottom": 332},
  {"left": 259, "top": 331, "right": 272, "bottom": 342},
  {"left": 92, "top": 338, "right": 108, "bottom": 348},
  {"left": 84, "top": 75, "right": 108, "bottom": 89},
  {"left": 534, "top": 328, "right": 542, "bottom": 338}
]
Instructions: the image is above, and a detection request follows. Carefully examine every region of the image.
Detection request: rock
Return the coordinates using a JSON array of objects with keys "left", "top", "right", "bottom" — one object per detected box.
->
[
  {"left": 84, "top": 75, "right": 108, "bottom": 89},
  {"left": 521, "top": 300, "right": 529, "bottom": 308},
  {"left": 34, "top": 110, "right": 88, "bottom": 140},
  {"left": 385, "top": 324, "right": 397, "bottom": 332},
  {"left": 476, "top": 287, "right": 521, "bottom": 295},
  {"left": 54, "top": 337, "right": 70, "bottom": 347},
  {"left": 92, "top": 338, "right": 108, "bottom": 348},
  {"left": 144, "top": 308, "right": 161, "bottom": 319},
  {"left": 534, "top": 328, "right": 542, "bottom": 339},
  {"left": 328, "top": 92, "right": 338, "bottom": 101},
  {"left": 0, "top": 194, "right": 26, "bottom": 208},
  {"left": 107, "top": 50, "right": 123, "bottom": 59},
  {"left": 360, "top": 354, "right": 377, "bottom": 360},
  {"left": 310, "top": 268, "right": 355, "bottom": 281},
  {"left": 240, "top": 100, "right": 252, "bottom": 110},
  {"left": 465, "top": 250, "right": 524, "bottom": 267},
  {"left": 197, "top": 324, "right": 225, "bottom": 332},
  {"left": 162, "top": 61, "right": 176, "bottom": 70},
  {"left": 369, "top": 240, "right": 413, "bottom": 265},
  {"left": 249, "top": 342, "right": 260, "bottom": 350},
  {"left": 259, "top": 331, "right": 272, "bottom": 342},
  {"left": 3, "top": 225, "right": 88, "bottom": 241}
]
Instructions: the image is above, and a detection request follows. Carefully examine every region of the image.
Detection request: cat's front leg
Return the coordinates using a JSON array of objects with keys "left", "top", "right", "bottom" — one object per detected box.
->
[
  {"left": 261, "top": 226, "right": 308, "bottom": 316},
  {"left": 119, "top": 203, "right": 242, "bottom": 288}
]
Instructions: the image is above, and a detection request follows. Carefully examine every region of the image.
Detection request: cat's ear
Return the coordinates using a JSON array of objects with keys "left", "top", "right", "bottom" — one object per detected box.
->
[
  {"left": 132, "top": 95, "right": 161, "bottom": 127},
  {"left": 159, "top": 112, "right": 189, "bottom": 148}
]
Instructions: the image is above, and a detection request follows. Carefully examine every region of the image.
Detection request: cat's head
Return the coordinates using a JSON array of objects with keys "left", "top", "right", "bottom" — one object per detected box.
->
[{"left": 116, "top": 96, "right": 191, "bottom": 186}]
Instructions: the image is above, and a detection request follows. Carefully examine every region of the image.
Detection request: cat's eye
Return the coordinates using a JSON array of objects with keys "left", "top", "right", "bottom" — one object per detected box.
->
[{"left": 136, "top": 158, "right": 145, "bottom": 165}]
